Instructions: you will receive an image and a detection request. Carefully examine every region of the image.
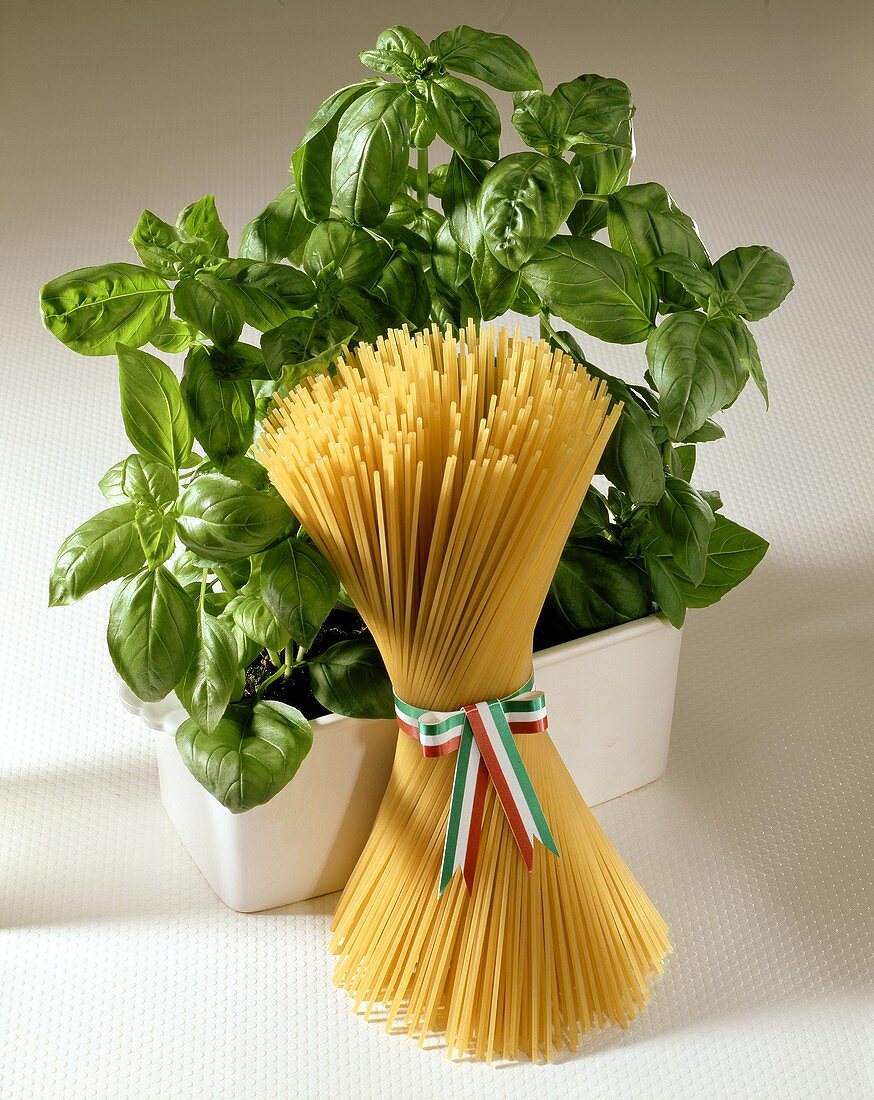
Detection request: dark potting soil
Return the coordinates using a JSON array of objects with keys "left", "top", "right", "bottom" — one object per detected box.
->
[
  {"left": 242, "top": 608, "right": 369, "bottom": 719},
  {"left": 244, "top": 607, "right": 618, "bottom": 720}
]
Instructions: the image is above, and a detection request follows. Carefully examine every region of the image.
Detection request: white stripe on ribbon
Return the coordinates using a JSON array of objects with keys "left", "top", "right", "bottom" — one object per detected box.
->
[
  {"left": 453, "top": 736, "right": 482, "bottom": 880},
  {"left": 472, "top": 701, "right": 538, "bottom": 844}
]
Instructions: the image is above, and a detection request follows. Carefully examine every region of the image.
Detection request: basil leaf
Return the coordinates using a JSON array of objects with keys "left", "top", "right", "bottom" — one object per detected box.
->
[
  {"left": 375, "top": 25, "right": 428, "bottom": 58},
  {"left": 426, "top": 163, "right": 449, "bottom": 199},
  {"left": 107, "top": 566, "right": 197, "bottom": 700},
  {"left": 372, "top": 252, "right": 431, "bottom": 329},
  {"left": 512, "top": 278, "right": 541, "bottom": 317},
  {"left": 150, "top": 317, "right": 197, "bottom": 354},
  {"left": 646, "top": 311, "right": 747, "bottom": 440},
  {"left": 547, "top": 539, "right": 651, "bottom": 633},
  {"left": 228, "top": 621, "right": 262, "bottom": 668},
  {"left": 290, "top": 135, "right": 338, "bottom": 225},
  {"left": 124, "top": 455, "right": 178, "bottom": 507},
  {"left": 40, "top": 263, "right": 171, "bottom": 356},
  {"left": 177, "top": 610, "right": 239, "bottom": 735},
  {"left": 432, "top": 25, "right": 541, "bottom": 91},
  {"left": 334, "top": 284, "right": 400, "bottom": 343},
  {"left": 568, "top": 487, "right": 610, "bottom": 541},
  {"left": 478, "top": 153, "right": 580, "bottom": 271},
  {"left": 670, "top": 444, "right": 697, "bottom": 482},
  {"left": 431, "top": 220, "right": 473, "bottom": 292},
  {"left": 546, "top": 327, "right": 588, "bottom": 363},
  {"left": 176, "top": 195, "right": 229, "bottom": 258},
  {"left": 471, "top": 241, "right": 520, "bottom": 321},
  {"left": 336, "top": 582, "right": 356, "bottom": 610},
  {"left": 426, "top": 74, "right": 500, "bottom": 161},
  {"left": 176, "top": 700, "right": 312, "bottom": 812},
  {"left": 442, "top": 153, "right": 489, "bottom": 252},
  {"left": 360, "top": 47, "right": 418, "bottom": 80},
  {"left": 308, "top": 636, "right": 394, "bottom": 719},
  {"left": 99, "top": 454, "right": 177, "bottom": 508},
  {"left": 552, "top": 75, "right": 635, "bottom": 149},
  {"left": 176, "top": 473, "right": 293, "bottom": 560},
  {"left": 584, "top": 362, "right": 666, "bottom": 504},
  {"left": 213, "top": 259, "right": 317, "bottom": 331},
  {"left": 207, "top": 342, "right": 272, "bottom": 381},
  {"left": 712, "top": 245, "right": 794, "bottom": 320},
  {"left": 412, "top": 106, "right": 435, "bottom": 150},
  {"left": 135, "top": 504, "right": 176, "bottom": 569},
  {"left": 699, "top": 489, "right": 723, "bottom": 514},
  {"left": 225, "top": 594, "right": 289, "bottom": 653},
  {"left": 293, "top": 82, "right": 381, "bottom": 223},
  {"left": 678, "top": 515, "right": 768, "bottom": 608},
  {"left": 173, "top": 274, "right": 243, "bottom": 349},
  {"left": 260, "top": 538, "right": 339, "bottom": 648},
  {"left": 511, "top": 91, "right": 565, "bottom": 156},
  {"left": 170, "top": 550, "right": 205, "bottom": 592},
  {"left": 239, "top": 184, "right": 312, "bottom": 265},
  {"left": 181, "top": 345, "right": 254, "bottom": 463},
  {"left": 202, "top": 454, "right": 270, "bottom": 490},
  {"left": 647, "top": 252, "right": 718, "bottom": 308},
  {"left": 523, "top": 236, "right": 657, "bottom": 344},
  {"left": 377, "top": 218, "right": 431, "bottom": 253},
  {"left": 567, "top": 118, "right": 634, "bottom": 237},
  {"left": 97, "top": 463, "right": 128, "bottom": 505},
  {"left": 298, "top": 81, "right": 384, "bottom": 150},
  {"left": 130, "top": 210, "right": 220, "bottom": 279},
  {"left": 607, "top": 184, "right": 710, "bottom": 308},
  {"left": 641, "top": 553, "right": 686, "bottom": 628},
  {"left": 117, "top": 344, "right": 193, "bottom": 469},
  {"left": 49, "top": 505, "right": 145, "bottom": 606},
  {"left": 331, "top": 84, "right": 414, "bottom": 227},
  {"left": 302, "top": 219, "right": 388, "bottom": 288},
  {"left": 632, "top": 473, "right": 716, "bottom": 585},
  {"left": 730, "top": 316, "right": 768, "bottom": 407},
  {"left": 427, "top": 272, "right": 462, "bottom": 329},
  {"left": 684, "top": 418, "right": 725, "bottom": 443},
  {"left": 260, "top": 316, "right": 356, "bottom": 385}
]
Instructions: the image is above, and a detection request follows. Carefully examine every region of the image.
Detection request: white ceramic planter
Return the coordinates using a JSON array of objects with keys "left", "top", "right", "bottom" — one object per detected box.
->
[{"left": 120, "top": 613, "right": 682, "bottom": 912}]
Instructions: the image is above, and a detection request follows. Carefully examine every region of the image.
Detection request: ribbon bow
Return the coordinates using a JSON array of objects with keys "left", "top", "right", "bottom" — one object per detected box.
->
[{"left": 394, "top": 676, "right": 559, "bottom": 895}]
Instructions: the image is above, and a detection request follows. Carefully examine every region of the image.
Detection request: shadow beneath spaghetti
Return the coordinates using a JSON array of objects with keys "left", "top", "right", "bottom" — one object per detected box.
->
[{"left": 584, "top": 550, "right": 874, "bottom": 1049}]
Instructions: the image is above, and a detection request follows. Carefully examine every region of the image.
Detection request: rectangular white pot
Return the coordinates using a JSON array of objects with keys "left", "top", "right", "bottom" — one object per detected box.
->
[{"left": 121, "top": 613, "right": 682, "bottom": 912}]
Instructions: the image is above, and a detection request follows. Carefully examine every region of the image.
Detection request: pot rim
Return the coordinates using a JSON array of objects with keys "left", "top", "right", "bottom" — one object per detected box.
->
[{"left": 119, "top": 612, "right": 674, "bottom": 733}]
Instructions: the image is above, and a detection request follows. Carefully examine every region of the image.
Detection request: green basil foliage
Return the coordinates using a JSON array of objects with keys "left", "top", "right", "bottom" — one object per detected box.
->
[{"left": 43, "top": 24, "right": 791, "bottom": 809}]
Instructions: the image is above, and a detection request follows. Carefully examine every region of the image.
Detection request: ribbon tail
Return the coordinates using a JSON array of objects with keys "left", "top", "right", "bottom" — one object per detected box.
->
[
  {"left": 499, "top": 704, "right": 559, "bottom": 859},
  {"left": 438, "top": 722, "right": 486, "bottom": 895},
  {"left": 466, "top": 701, "right": 559, "bottom": 869}
]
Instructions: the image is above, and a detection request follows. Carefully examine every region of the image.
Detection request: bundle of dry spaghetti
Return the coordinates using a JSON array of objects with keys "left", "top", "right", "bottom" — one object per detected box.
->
[{"left": 257, "top": 323, "right": 670, "bottom": 1062}]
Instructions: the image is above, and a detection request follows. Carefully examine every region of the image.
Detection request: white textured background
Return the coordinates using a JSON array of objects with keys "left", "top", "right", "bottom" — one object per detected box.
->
[{"left": 1, "top": 1, "right": 872, "bottom": 1097}]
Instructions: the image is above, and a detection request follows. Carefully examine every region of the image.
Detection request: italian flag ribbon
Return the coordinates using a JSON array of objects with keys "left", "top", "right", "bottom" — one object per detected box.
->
[{"left": 394, "top": 676, "right": 559, "bottom": 895}]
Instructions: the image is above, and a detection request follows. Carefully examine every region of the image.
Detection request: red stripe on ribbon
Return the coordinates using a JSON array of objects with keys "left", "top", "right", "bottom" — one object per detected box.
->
[
  {"left": 463, "top": 703, "right": 535, "bottom": 872},
  {"left": 505, "top": 717, "right": 548, "bottom": 735},
  {"left": 420, "top": 737, "right": 463, "bottom": 758},
  {"left": 396, "top": 717, "right": 419, "bottom": 738}
]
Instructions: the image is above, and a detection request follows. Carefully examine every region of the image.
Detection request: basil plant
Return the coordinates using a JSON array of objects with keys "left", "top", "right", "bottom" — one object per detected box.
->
[{"left": 42, "top": 24, "right": 792, "bottom": 812}]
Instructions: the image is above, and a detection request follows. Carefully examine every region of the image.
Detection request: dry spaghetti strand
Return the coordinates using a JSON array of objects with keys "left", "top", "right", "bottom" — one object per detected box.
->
[{"left": 257, "top": 324, "right": 670, "bottom": 1062}]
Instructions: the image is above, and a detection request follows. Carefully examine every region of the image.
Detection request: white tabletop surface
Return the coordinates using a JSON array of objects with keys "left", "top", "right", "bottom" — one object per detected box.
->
[{"left": 1, "top": 2, "right": 872, "bottom": 1097}]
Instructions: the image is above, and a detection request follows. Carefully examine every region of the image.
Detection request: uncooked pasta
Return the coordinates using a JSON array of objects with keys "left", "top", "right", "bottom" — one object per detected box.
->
[{"left": 257, "top": 323, "right": 670, "bottom": 1062}]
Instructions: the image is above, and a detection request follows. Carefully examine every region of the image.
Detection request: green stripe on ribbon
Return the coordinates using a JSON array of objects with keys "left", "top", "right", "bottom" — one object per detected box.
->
[
  {"left": 440, "top": 720, "right": 474, "bottom": 894},
  {"left": 488, "top": 700, "right": 558, "bottom": 858}
]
